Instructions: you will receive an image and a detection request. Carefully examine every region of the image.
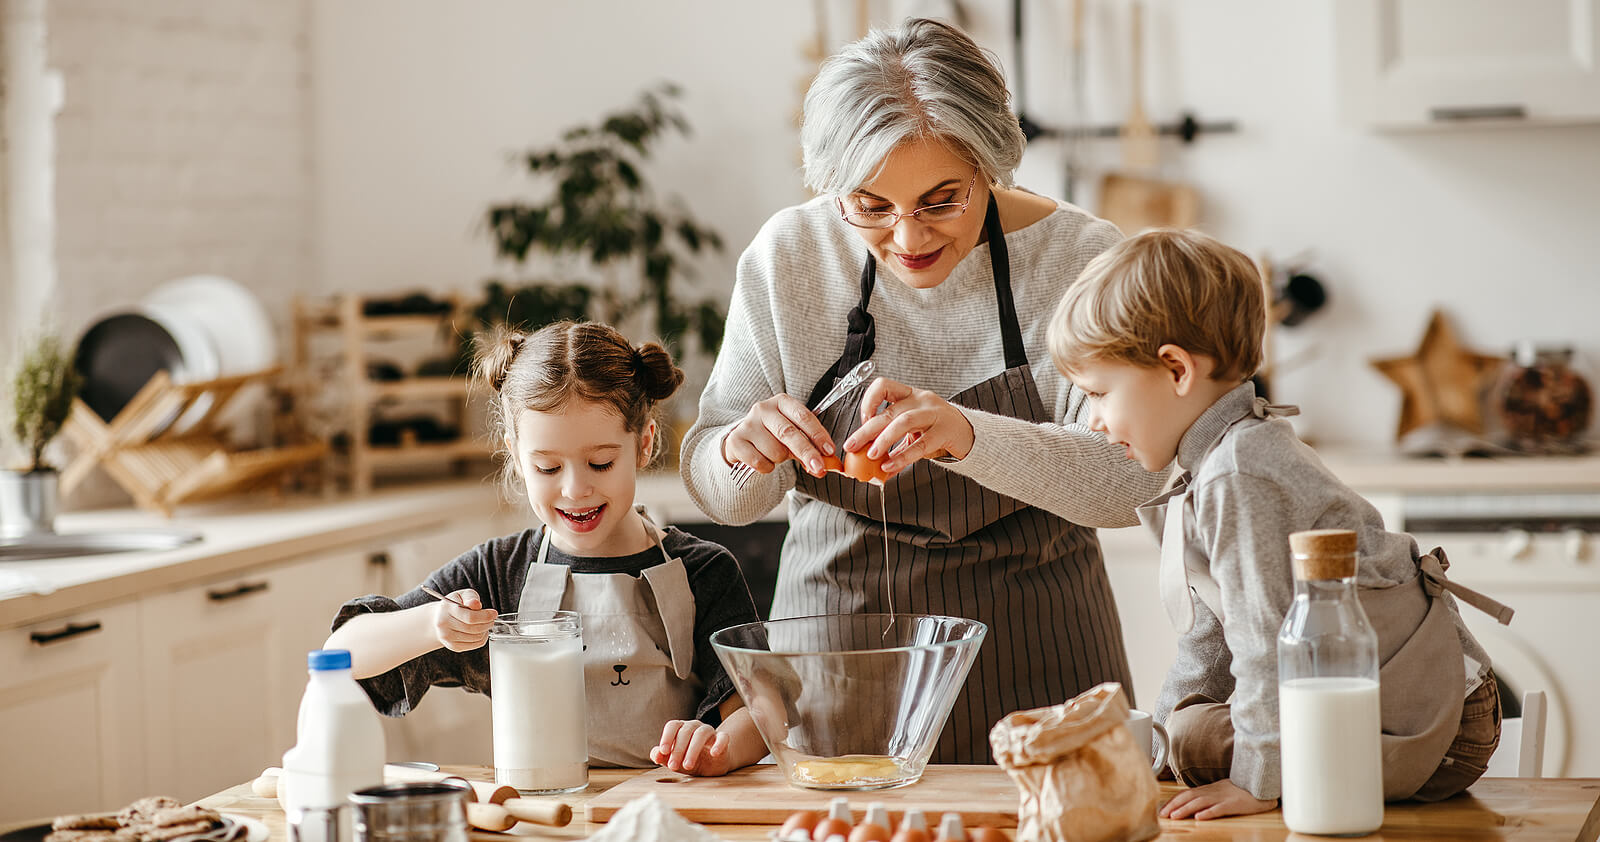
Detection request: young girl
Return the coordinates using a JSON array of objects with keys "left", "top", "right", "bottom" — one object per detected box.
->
[{"left": 325, "top": 321, "right": 767, "bottom": 775}]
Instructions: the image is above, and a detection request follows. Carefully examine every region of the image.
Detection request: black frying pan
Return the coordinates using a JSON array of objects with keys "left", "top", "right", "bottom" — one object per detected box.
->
[{"left": 74, "top": 314, "right": 185, "bottom": 422}]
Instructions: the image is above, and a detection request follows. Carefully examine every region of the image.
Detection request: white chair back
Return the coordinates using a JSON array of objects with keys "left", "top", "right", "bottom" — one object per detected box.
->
[{"left": 1485, "top": 690, "right": 1546, "bottom": 778}]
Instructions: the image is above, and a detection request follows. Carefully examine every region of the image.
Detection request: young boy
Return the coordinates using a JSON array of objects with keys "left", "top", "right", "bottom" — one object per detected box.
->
[{"left": 1047, "top": 229, "right": 1513, "bottom": 820}]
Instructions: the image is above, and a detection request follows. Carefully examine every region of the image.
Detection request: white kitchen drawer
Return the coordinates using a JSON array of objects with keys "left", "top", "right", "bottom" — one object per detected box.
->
[{"left": 0, "top": 602, "right": 145, "bottom": 822}]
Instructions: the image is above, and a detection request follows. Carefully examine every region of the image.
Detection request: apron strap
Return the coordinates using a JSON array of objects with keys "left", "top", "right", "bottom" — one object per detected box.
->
[
  {"left": 1419, "top": 548, "right": 1515, "bottom": 625},
  {"left": 1158, "top": 479, "right": 1196, "bottom": 634},
  {"left": 982, "top": 192, "right": 1028, "bottom": 371},
  {"left": 520, "top": 527, "right": 571, "bottom": 612},
  {"left": 806, "top": 256, "right": 880, "bottom": 407}
]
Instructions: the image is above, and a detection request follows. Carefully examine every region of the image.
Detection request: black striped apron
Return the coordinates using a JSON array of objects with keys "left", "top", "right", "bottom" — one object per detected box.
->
[{"left": 773, "top": 193, "right": 1135, "bottom": 764}]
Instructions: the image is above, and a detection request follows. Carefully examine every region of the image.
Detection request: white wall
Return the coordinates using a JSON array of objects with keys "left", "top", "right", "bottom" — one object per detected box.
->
[{"left": 47, "top": 0, "right": 313, "bottom": 339}]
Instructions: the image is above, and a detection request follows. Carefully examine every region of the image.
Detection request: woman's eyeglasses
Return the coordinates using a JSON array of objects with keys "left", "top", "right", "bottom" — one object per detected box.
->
[{"left": 837, "top": 173, "right": 978, "bottom": 229}]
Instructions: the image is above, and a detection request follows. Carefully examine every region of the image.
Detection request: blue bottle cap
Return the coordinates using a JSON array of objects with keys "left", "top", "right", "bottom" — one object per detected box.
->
[{"left": 308, "top": 649, "right": 353, "bottom": 671}]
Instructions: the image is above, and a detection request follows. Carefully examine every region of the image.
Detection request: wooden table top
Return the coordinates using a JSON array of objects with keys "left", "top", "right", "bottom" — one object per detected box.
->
[{"left": 196, "top": 767, "right": 1600, "bottom": 842}]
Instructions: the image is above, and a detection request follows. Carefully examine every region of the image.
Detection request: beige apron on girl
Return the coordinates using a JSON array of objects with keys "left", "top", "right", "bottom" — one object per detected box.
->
[
  {"left": 1137, "top": 397, "right": 1514, "bottom": 799},
  {"left": 776, "top": 192, "right": 1136, "bottom": 764},
  {"left": 517, "top": 509, "right": 702, "bottom": 768}
]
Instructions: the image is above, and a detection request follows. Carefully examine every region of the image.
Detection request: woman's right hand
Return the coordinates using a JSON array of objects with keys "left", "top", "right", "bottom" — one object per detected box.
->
[
  {"left": 432, "top": 589, "right": 498, "bottom": 652},
  {"left": 722, "top": 394, "right": 837, "bottom": 479}
]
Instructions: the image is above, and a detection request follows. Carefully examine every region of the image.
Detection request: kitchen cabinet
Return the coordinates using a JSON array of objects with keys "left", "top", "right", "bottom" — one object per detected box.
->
[
  {"left": 0, "top": 602, "right": 146, "bottom": 823},
  {"left": 1334, "top": 0, "right": 1600, "bottom": 127}
]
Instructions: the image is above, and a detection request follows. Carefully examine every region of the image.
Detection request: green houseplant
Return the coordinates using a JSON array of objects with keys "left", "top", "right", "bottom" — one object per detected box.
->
[
  {"left": 474, "top": 83, "right": 727, "bottom": 353},
  {"left": 3, "top": 332, "right": 82, "bottom": 537}
]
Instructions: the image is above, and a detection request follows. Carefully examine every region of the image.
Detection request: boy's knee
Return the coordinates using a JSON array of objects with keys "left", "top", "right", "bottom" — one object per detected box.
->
[{"left": 1166, "top": 696, "right": 1233, "bottom": 786}]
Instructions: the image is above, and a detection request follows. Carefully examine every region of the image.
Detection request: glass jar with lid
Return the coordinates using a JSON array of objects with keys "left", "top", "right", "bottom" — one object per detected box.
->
[{"left": 1495, "top": 342, "right": 1594, "bottom": 453}]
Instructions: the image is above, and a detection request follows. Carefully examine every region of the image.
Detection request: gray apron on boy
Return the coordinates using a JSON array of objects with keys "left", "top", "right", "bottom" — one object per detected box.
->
[
  {"left": 517, "top": 510, "right": 701, "bottom": 768},
  {"left": 1137, "top": 398, "right": 1514, "bottom": 798},
  {"left": 775, "top": 192, "right": 1135, "bottom": 764}
]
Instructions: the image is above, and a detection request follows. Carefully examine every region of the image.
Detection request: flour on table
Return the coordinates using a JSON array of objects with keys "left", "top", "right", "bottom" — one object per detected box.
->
[{"left": 586, "top": 794, "right": 724, "bottom": 842}]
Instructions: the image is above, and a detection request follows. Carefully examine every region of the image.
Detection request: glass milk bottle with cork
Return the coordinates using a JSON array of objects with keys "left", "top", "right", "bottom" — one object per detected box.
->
[{"left": 1276, "top": 529, "right": 1383, "bottom": 836}]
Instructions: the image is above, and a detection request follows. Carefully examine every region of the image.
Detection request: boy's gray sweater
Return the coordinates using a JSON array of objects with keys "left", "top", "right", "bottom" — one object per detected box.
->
[{"left": 1151, "top": 382, "right": 1490, "bottom": 800}]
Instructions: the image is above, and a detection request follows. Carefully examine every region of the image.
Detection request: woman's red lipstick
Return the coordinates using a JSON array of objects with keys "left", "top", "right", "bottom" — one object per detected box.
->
[{"left": 894, "top": 247, "right": 943, "bottom": 270}]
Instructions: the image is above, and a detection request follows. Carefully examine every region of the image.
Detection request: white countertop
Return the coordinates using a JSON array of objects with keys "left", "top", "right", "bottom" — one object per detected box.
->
[
  {"left": 0, "top": 480, "right": 508, "bottom": 628},
  {"left": 1313, "top": 447, "right": 1600, "bottom": 493}
]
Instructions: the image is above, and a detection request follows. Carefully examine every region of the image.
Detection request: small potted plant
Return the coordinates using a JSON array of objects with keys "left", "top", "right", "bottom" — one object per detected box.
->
[{"left": 3, "top": 332, "right": 81, "bottom": 537}]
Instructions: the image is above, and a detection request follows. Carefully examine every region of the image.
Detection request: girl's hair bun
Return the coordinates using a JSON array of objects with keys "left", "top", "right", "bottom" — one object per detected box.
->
[
  {"left": 473, "top": 324, "right": 527, "bottom": 393},
  {"left": 633, "top": 342, "right": 685, "bottom": 402}
]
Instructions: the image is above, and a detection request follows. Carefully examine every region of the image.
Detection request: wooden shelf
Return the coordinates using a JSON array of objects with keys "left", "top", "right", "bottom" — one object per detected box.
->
[
  {"left": 366, "top": 439, "right": 493, "bottom": 465},
  {"left": 368, "top": 377, "right": 474, "bottom": 400},
  {"left": 293, "top": 293, "right": 486, "bottom": 494}
]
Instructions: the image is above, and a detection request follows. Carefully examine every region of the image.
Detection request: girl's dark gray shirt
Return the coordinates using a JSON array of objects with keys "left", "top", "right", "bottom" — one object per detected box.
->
[{"left": 333, "top": 525, "right": 760, "bottom": 724}]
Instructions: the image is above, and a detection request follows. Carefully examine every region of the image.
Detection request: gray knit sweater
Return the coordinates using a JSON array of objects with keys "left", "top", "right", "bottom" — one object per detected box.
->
[{"left": 680, "top": 194, "right": 1167, "bottom": 528}]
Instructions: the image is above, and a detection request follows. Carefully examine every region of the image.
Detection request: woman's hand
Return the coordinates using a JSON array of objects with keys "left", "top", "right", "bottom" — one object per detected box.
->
[
  {"left": 650, "top": 720, "right": 734, "bottom": 776},
  {"left": 1158, "top": 779, "right": 1278, "bottom": 820},
  {"left": 432, "top": 589, "right": 498, "bottom": 652},
  {"left": 841, "top": 378, "right": 976, "bottom": 473},
  {"left": 721, "top": 394, "right": 837, "bottom": 479}
]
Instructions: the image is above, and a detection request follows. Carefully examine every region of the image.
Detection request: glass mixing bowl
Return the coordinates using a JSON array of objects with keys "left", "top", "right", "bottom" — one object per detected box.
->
[{"left": 710, "top": 613, "right": 986, "bottom": 790}]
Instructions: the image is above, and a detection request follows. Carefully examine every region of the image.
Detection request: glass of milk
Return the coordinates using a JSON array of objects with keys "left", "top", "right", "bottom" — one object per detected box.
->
[
  {"left": 1277, "top": 529, "right": 1383, "bottom": 836},
  {"left": 489, "top": 611, "right": 588, "bottom": 793}
]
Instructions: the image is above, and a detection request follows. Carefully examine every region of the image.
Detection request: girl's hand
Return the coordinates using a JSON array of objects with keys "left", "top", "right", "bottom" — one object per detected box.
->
[
  {"left": 432, "top": 589, "right": 498, "bottom": 652},
  {"left": 841, "top": 378, "right": 976, "bottom": 473},
  {"left": 650, "top": 720, "right": 733, "bottom": 777},
  {"left": 1158, "top": 779, "right": 1278, "bottom": 820},
  {"left": 722, "top": 394, "right": 837, "bottom": 479}
]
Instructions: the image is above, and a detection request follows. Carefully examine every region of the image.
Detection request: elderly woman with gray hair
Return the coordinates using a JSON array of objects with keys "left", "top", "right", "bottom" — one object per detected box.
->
[{"left": 681, "top": 17, "right": 1167, "bottom": 764}]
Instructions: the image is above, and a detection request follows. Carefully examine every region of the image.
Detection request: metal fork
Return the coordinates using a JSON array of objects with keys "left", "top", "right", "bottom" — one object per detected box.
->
[{"left": 729, "top": 360, "right": 877, "bottom": 489}]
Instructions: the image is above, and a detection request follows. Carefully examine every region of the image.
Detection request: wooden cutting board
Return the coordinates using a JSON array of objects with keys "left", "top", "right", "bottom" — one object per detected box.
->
[{"left": 585, "top": 765, "right": 1019, "bottom": 826}]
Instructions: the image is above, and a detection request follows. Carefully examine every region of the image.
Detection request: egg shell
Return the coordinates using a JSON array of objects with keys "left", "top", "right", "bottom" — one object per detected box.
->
[
  {"left": 814, "top": 818, "right": 852, "bottom": 842},
  {"left": 822, "top": 450, "right": 895, "bottom": 484},
  {"left": 967, "top": 829, "right": 1008, "bottom": 842},
  {"left": 848, "top": 822, "right": 892, "bottom": 842},
  {"left": 890, "top": 830, "right": 930, "bottom": 842},
  {"left": 780, "top": 811, "right": 820, "bottom": 840}
]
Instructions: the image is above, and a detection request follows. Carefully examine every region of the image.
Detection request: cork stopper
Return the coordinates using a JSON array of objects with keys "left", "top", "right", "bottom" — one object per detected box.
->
[{"left": 1289, "top": 529, "right": 1358, "bottom": 580}]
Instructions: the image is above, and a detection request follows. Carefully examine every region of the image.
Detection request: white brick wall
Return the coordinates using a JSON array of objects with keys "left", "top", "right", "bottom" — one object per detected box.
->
[
  {"left": 39, "top": 0, "right": 312, "bottom": 507},
  {"left": 48, "top": 0, "right": 312, "bottom": 339}
]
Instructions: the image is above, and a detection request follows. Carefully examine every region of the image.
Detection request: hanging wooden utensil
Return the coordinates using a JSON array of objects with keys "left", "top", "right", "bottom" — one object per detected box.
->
[{"left": 1121, "top": 0, "right": 1158, "bottom": 170}]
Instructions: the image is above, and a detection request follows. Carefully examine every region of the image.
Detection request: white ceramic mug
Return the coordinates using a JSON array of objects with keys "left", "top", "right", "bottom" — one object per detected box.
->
[{"left": 1125, "top": 709, "right": 1170, "bottom": 774}]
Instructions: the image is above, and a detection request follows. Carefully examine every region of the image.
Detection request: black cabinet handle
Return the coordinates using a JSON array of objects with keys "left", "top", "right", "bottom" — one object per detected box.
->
[
  {"left": 1430, "top": 104, "right": 1526, "bottom": 122},
  {"left": 206, "top": 581, "right": 270, "bottom": 602},
  {"left": 30, "top": 621, "right": 103, "bottom": 645},
  {"left": 368, "top": 552, "right": 390, "bottom": 567}
]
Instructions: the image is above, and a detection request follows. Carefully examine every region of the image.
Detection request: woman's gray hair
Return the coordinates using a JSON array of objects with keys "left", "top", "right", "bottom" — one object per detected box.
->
[{"left": 801, "top": 17, "right": 1026, "bottom": 195}]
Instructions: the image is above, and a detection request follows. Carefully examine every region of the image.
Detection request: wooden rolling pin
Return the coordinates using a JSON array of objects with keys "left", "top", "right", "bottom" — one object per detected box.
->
[{"left": 252, "top": 767, "right": 571, "bottom": 828}]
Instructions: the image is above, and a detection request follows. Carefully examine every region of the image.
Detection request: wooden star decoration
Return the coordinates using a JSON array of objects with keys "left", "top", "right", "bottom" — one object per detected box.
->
[{"left": 1370, "top": 310, "right": 1505, "bottom": 438}]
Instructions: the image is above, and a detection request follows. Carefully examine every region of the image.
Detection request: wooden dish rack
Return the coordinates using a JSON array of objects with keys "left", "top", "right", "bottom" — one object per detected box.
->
[{"left": 59, "top": 367, "right": 325, "bottom": 517}]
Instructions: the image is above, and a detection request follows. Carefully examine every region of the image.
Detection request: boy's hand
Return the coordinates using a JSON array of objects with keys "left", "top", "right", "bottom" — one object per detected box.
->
[
  {"left": 1159, "top": 779, "right": 1277, "bottom": 820},
  {"left": 432, "top": 589, "right": 497, "bottom": 652},
  {"left": 650, "top": 720, "right": 733, "bottom": 777}
]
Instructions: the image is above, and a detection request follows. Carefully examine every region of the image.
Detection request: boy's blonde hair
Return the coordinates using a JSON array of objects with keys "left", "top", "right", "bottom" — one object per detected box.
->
[{"left": 1049, "top": 228, "right": 1266, "bottom": 381}]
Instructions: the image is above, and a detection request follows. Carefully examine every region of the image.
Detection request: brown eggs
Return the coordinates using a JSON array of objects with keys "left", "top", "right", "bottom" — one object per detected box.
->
[
  {"left": 813, "top": 818, "right": 852, "bottom": 842},
  {"left": 967, "top": 828, "right": 1008, "bottom": 842},
  {"left": 889, "top": 829, "right": 930, "bottom": 842},
  {"left": 848, "top": 822, "right": 892, "bottom": 842},
  {"left": 779, "top": 811, "right": 819, "bottom": 841}
]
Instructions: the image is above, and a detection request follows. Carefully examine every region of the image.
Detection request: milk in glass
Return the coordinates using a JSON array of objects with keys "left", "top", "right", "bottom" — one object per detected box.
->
[{"left": 489, "top": 611, "right": 588, "bottom": 793}]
